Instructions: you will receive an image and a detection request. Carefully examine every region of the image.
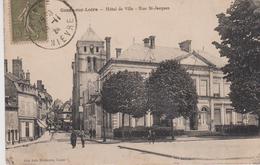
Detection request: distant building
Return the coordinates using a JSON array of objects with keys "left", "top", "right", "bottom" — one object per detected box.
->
[
  {"left": 5, "top": 58, "right": 52, "bottom": 145},
  {"left": 57, "top": 99, "right": 73, "bottom": 131},
  {"left": 72, "top": 28, "right": 258, "bottom": 137}
]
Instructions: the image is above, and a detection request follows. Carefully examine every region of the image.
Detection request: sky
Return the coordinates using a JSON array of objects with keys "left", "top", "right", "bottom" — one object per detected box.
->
[{"left": 4, "top": 0, "right": 233, "bottom": 102}]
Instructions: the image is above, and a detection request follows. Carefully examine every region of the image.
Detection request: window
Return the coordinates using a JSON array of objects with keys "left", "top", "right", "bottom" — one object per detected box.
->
[
  {"left": 224, "top": 83, "right": 230, "bottom": 97},
  {"left": 93, "top": 57, "right": 97, "bottom": 72},
  {"left": 96, "top": 47, "right": 99, "bottom": 52},
  {"left": 84, "top": 46, "right": 87, "bottom": 52},
  {"left": 87, "top": 57, "right": 91, "bottom": 72},
  {"left": 192, "top": 79, "right": 196, "bottom": 89},
  {"left": 25, "top": 122, "right": 29, "bottom": 137},
  {"left": 90, "top": 45, "right": 94, "bottom": 54},
  {"left": 8, "top": 130, "right": 10, "bottom": 141},
  {"left": 226, "top": 109, "right": 232, "bottom": 125},
  {"left": 213, "top": 83, "right": 220, "bottom": 97},
  {"left": 200, "top": 80, "right": 208, "bottom": 96}
]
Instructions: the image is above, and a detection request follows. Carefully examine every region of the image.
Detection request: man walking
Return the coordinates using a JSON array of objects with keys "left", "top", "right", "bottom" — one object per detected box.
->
[
  {"left": 93, "top": 129, "right": 96, "bottom": 139},
  {"left": 70, "top": 130, "right": 77, "bottom": 149},
  {"left": 80, "top": 130, "right": 85, "bottom": 148},
  {"left": 89, "top": 128, "right": 92, "bottom": 139}
]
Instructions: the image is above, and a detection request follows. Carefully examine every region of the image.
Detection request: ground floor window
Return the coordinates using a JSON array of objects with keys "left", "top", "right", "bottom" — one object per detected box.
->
[{"left": 214, "top": 109, "right": 221, "bottom": 125}]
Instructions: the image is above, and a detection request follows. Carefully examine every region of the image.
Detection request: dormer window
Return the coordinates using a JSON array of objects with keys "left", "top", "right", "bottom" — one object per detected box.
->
[{"left": 90, "top": 45, "right": 94, "bottom": 54}]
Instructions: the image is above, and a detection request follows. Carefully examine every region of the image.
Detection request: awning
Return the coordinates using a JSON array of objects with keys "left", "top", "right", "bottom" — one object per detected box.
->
[{"left": 37, "top": 119, "right": 48, "bottom": 128}]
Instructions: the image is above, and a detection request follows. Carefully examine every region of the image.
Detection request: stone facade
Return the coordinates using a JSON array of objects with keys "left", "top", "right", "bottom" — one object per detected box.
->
[
  {"left": 72, "top": 28, "right": 258, "bottom": 135},
  {"left": 5, "top": 57, "right": 52, "bottom": 145},
  {"left": 5, "top": 98, "right": 19, "bottom": 145},
  {"left": 72, "top": 27, "right": 107, "bottom": 132}
]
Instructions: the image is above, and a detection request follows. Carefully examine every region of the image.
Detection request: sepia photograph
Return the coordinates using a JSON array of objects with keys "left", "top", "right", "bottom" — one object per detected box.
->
[{"left": 2, "top": 0, "right": 260, "bottom": 164}]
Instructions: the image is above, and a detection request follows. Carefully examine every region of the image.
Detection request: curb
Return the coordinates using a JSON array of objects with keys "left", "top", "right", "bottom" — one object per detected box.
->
[
  {"left": 118, "top": 145, "right": 254, "bottom": 161},
  {"left": 6, "top": 134, "right": 53, "bottom": 150},
  {"left": 6, "top": 140, "right": 51, "bottom": 150},
  {"left": 85, "top": 139, "right": 121, "bottom": 144}
]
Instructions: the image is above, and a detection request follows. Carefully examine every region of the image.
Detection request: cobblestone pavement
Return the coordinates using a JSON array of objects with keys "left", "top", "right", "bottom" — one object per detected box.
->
[{"left": 6, "top": 132, "right": 260, "bottom": 165}]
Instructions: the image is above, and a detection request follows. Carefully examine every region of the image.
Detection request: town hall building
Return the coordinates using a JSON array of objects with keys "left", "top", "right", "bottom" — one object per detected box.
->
[{"left": 72, "top": 27, "right": 258, "bottom": 137}]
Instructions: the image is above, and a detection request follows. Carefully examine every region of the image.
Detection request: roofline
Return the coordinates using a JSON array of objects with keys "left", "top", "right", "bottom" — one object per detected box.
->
[
  {"left": 98, "top": 57, "right": 220, "bottom": 75},
  {"left": 192, "top": 51, "right": 217, "bottom": 68}
]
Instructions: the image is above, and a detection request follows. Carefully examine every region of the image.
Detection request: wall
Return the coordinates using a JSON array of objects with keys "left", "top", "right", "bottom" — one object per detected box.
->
[
  {"left": 18, "top": 94, "right": 37, "bottom": 118},
  {"left": 5, "top": 110, "right": 19, "bottom": 145}
]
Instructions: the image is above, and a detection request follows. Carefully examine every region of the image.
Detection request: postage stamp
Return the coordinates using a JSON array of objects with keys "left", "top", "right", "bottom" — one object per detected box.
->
[
  {"left": 30, "top": 0, "right": 77, "bottom": 50},
  {"left": 10, "top": 0, "right": 47, "bottom": 42}
]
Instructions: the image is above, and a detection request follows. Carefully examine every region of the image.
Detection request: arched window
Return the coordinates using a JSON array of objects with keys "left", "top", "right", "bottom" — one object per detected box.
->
[
  {"left": 90, "top": 45, "right": 94, "bottom": 54},
  {"left": 201, "top": 107, "right": 208, "bottom": 112}
]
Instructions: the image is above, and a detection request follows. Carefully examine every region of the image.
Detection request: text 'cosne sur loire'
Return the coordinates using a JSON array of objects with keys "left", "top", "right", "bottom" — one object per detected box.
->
[{"left": 60, "top": 6, "right": 171, "bottom": 12}]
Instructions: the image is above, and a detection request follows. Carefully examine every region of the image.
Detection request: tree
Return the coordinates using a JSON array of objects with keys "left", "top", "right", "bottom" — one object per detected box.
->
[
  {"left": 147, "top": 60, "right": 198, "bottom": 139},
  {"left": 101, "top": 70, "right": 148, "bottom": 132},
  {"left": 212, "top": 0, "right": 260, "bottom": 128}
]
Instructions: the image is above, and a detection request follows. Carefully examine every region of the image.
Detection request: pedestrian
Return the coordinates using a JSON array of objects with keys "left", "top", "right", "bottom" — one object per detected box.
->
[
  {"left": 80, "top": 130, "right": 85, "bottom": 148},
  {"left": 151, "top": 130, "right": 156, "bottom": 144},
  {"left": 89, "top": 128, "right": 92, "bottom": 139},
  {"left": 70, "top": 130, "right": 77, "bottom": 149},
  {"left": 148, "top": 129, "right": 152, "bottom": 144},
  {"left": 93, "top": 129, "right": 96, "bottom": 139}
]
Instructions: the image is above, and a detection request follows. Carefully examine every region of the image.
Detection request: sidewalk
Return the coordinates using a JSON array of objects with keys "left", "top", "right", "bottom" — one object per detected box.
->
[
  {"left": 88, "top": 135, "right": 260, "bottom": 144},
  {"left": 6, "top": 132, "right": 53, "bottom": 149},
  {"left": 86, "top": 138, "right": 121, "bottom": 144}
]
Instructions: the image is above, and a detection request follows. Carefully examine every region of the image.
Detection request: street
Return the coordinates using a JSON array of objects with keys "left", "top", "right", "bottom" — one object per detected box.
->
[{"left": 6, "top": 133, "right": 260, "bottom": 165}]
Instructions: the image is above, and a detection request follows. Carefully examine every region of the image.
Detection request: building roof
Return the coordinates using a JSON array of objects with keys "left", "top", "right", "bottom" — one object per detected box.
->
[
  {"left": 194, "top": 50, "right": 228, "bottom": 68},
  {"left": 80, "top": 26, "right": 103, "bottom": 42},
  {"left": 117, "top": 43, "right": 227, "bottom": 68},
  {"left": 118, "top": 43, "right": 190, "bottom": 63}
]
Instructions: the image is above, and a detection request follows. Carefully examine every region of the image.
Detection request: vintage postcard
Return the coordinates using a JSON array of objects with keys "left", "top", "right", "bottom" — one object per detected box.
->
[{"left": 3, "top": 0, "right": 260, "bottom": 164}]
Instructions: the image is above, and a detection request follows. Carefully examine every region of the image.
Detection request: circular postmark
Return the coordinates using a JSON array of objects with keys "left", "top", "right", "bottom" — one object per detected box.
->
[{"left": 26, "top": 0, "right": 77, "bottom": 50}]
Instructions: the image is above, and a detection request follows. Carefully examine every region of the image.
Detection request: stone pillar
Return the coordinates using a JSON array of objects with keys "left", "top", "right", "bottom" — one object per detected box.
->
[
  {"left": 147, "top": 111, "right": 151, "bottom": 127},
  {"left": 131, "top": 117, "right": 136, "bottom": 127},
  {"left": 196, "top": 77, "right": 200, "bottom": 95},
  {"left": 221, "top": 104, "right": 225, "bottom": 125},
  {"left": 220, "top": 77, "right": 224, "bottom": 97},
  {"left": 90, "top": 57, "right": 94, "bottom": 72},
  {"left": 210, "top": 100, "right": 215, "bottom": 131},
  {"left": 209, "top": 70, "right": 213, "bottom": 97}
]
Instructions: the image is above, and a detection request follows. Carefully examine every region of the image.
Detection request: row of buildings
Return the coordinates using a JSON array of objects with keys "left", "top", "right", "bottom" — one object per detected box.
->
[
  {"left": 72, "top": 27, "right": 258, "bottom": 137},
  {"left": 5, "top": 57, "right": 53, "bottom": 145}
]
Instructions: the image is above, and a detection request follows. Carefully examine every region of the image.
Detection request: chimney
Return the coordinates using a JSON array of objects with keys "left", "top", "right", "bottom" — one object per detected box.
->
[
  {"left": 37, "top": 80, "right": 43, "bottom": 90},
  {"left": 12, "top": 57, "right": 23, "bottom": 78},
  {"left": 25, "top": 70, "right": 30, "bottom": 83},
  {"left": 115, "top": 48, "right": 122, "bottom": 58},
  {"left": 4, "top": 59, "right": 7, "bottom": 73},
  {"left": 179, "top": 40, "right": 192, "bottom": 52},
  {"left": 105, "top": 37, "right": 111, "bottom": 61},
  {"left": 143, "top": 38, "right": 150, "bottom": 48},
  {"left": 149, "top": 36, "right": 155, "bottom": 49}
]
